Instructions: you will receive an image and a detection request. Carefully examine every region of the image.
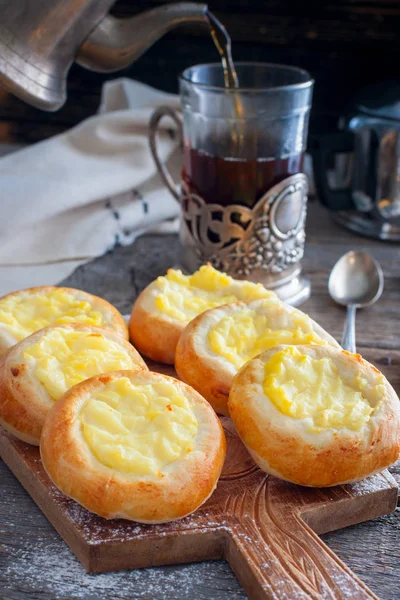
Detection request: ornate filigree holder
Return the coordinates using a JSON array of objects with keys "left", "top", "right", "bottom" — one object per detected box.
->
[{"left": 179, "top": 173, "right": 310, "bottom": 305}]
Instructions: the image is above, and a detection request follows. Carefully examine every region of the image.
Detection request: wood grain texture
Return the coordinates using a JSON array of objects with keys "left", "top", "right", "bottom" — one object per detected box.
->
[
  {"left": 0, "top": 411, "right": 397, "bottom": 600},
  {"left": 1, "top": 203, "right": 400, "bottom": 599},
  {"left": 0, "top": 354, "right": 398, "bottom": 599}
]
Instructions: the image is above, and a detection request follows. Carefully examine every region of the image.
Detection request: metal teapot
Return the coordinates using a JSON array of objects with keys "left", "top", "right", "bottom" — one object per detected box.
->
[
  {"left": 311, "top": 81, "right": 400, "bottom": 241},
  {"left": 0, "top": 0, "right": 207, "bottom": 111}
]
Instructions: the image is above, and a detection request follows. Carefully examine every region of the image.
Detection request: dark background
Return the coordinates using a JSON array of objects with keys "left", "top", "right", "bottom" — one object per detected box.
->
[{"left": 0, "top": 0, "right": 399, "bottom": 144}]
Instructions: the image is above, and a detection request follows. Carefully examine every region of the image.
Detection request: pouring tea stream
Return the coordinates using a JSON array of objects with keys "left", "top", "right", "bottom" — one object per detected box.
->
[{"left": 0, "top": 2, "right": 234, "bottom": 111}]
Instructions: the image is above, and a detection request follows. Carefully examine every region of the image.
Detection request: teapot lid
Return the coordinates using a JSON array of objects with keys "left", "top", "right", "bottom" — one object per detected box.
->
[{"left": 355, "top": 81, "right": 400, "bottom": 122}]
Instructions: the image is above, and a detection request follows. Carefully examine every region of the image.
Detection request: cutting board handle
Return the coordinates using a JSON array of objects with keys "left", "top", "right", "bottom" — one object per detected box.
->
[
  {"left": 1, "top": 414, "right": 397, "bottom": 599},
  {"left": 226, "top": 510, "right": 377, "bottom": 600},
  {"left": 220, "top": 472, "right": 380, "bottom": 600}
]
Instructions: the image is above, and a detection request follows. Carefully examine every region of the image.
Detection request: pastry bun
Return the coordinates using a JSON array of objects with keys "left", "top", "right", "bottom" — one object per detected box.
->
[
  {"left": 0, "top": 324, "right": 147, "bottom": 445},
  {"left": 228, "top": 344, "right": 400, "bottom": 487},
  {"left": 129, "top": 264, "right": 276, "bottom": 364},
  {"left": 40, "top": 369, "right": 226, "bottom": 523},
  {"left": 175, "top": 299, "right": 340, "bottom": 416},
  {"left": 0, "top": 286, "right": 128, "bottom": 354}
]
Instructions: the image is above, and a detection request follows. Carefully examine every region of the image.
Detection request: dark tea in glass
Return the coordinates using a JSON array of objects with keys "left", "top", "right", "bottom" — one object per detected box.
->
[
  {"left": 183, "top": 146, "right": 304, "bottom": 208},
  {"left": 149, "top": 62, "right": 313, "bottom": 304}
]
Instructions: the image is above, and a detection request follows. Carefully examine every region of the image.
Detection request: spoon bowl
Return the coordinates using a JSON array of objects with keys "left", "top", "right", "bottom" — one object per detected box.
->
[
  {"left": 328, "top": 251, "right": 384, "bottom": 353},
  {"left": 328, "top": 251, "right": 384, "bottom": 308}
]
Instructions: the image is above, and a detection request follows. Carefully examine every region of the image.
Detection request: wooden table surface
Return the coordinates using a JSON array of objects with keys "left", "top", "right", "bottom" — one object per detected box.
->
[{"left": 1, "top": 202, "right": 399, "bottom": 600}]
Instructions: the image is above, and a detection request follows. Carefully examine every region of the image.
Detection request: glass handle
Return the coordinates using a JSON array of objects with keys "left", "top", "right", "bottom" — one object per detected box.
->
[
  {"left": 149, "top": 106, "right": 183, "bottom": 202},
  {"left": 342, "top": 304, "right": 357, "bottom": 353}
]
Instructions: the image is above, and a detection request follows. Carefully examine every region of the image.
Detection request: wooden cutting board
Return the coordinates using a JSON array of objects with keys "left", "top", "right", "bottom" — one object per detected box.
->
[{"left": 0, "top": 360, "right": 398, "bottom": 600}]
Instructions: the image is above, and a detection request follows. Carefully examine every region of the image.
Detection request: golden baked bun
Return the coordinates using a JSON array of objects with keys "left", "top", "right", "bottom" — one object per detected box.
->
[
  {"left": 175, "top": 299, "right": 340, "bottom": 416},
  {"left": 0, "top": 324, "right": 147, "bottom": 445},
  {"left": 129, "top": 264, "right": 276, "bottom": 364},
  {"left": 40, "top": 369, "right": 226, "bottom": 523},
  {"left": 0, "top": 286, "right": 128, "bottom": 355},
  {"left": 228, "top": 344, "right": 400, "bottom": 487}
]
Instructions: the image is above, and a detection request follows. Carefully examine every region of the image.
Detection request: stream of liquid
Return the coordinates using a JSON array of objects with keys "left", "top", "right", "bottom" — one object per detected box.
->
[
  {"left": 204, "top": 10, "right": 244, "bottom": 153},
  {"left": 184, "top": 11, "right": 303, "bottom": 209},
  {"left": 205, "top": 10, "right": 239, "bottom": 89}
]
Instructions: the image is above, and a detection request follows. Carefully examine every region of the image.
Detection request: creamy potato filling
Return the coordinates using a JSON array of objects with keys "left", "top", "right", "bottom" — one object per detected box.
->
[
  {"left": 79, "top": 377, "right": 198, "bottom": 475},
  {"left": 154, "top": 264, "right": 274, "bottom": 323},
  {"left": 263, "top": 347, "right": 384, "bottom": 431},
  {"left": 0, "top": 289, "right": 105, "bottom": 341},
  {"left": 208, "top": 304, "right": 322, "bottom": 369},
  {"left": 23, "top": 329, "right": 135, "bottom": 401}
]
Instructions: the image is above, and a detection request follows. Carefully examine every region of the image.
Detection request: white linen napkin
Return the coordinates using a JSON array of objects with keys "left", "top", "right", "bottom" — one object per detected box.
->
[{"left": 0, "top": 78, "right": 181, "bottom": 296}]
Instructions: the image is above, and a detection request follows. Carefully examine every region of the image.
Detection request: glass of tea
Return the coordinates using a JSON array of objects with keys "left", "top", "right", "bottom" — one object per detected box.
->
[{"left": 149, "top": 62, "right": 314, "bottom": 304}]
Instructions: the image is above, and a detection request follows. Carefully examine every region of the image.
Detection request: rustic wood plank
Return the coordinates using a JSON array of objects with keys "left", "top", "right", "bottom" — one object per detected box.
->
[
  {"left": 0, "top": 425, "right": 397, "bottom": 599},
  {"left": 1, "top": 456, "right": 399, "bottom": 600},
  {"left": 57, "top": 203, "right": 400, "bottom": 352},
  {"left": 1, "top": 201, "right": 400, "bottom": 599},
  {"left": 0, "top": 459, "right": 246, "bottom": 600},
  {"left": 321, "top": 509, "right": 400, "bottom": 600},
  {"left": 302, "top": 204, "right": 400, "bottom": 351}
]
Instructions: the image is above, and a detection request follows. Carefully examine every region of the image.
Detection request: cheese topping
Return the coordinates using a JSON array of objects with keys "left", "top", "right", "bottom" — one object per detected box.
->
[
  {"left": 154, "top": 264, "right": 274, "bottom": 323},
  {"left": 263, "top": 347, "right": 383, "bottom": 431},
  {"left": 23, "top": 329, "right": 135, "bottom": 401},
  {"left": 80, "top": 377, "right": 198, "bottom": 475},
  {"left": 208, "top": 305, "right": 322, "bottom": 369},
  {"left": 0, "top": 289, "right": 106, "bottom": 341}
]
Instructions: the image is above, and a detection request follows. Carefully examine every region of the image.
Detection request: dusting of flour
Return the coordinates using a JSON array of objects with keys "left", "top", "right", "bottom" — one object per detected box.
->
[{"left": 3, "top": 539, "right": 246, "bottom": 600}]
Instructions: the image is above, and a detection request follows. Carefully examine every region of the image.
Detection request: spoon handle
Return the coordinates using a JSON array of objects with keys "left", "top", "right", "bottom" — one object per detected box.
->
[{"left": 342, "top": 305, "right": 357, "bottom": 353}]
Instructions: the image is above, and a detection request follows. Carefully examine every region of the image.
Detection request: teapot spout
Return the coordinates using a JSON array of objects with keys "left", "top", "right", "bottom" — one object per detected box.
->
[{"left": 77, "top": 2, "right": 208, "bottom": 73}]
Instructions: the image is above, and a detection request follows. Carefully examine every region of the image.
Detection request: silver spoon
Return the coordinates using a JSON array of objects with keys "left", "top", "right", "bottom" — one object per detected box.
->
[{"left": 328, "top": 251, "right": 384, "bottom": 353}]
